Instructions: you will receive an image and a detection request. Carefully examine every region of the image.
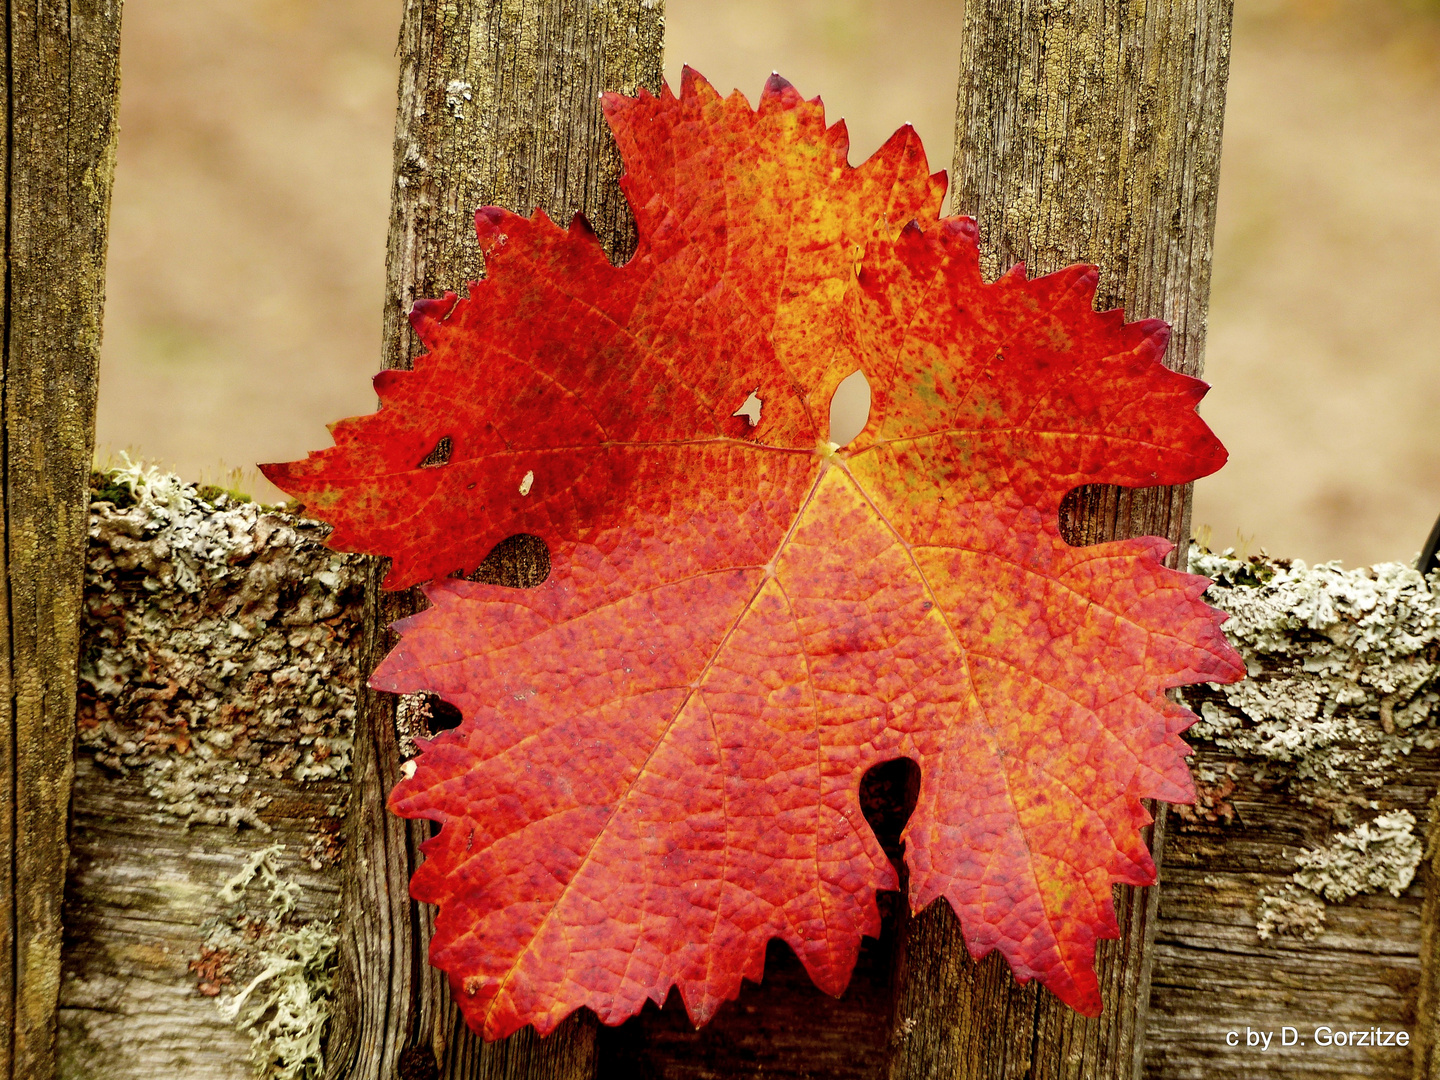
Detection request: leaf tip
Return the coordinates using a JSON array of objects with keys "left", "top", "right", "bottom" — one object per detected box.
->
[
  {"left": 759, "top": 71, "right": 805, "bottom": 115},
  {"left": 256, "top": 460, "right": 287, "bottom": 486},
  {"left": 475, "top": 206, "right": 510, "bottom": 252},
  {"left": 410, "top": 291, "right": 463, "bottom": 347},
  {"left": 678, "top": 63, "right": 713, "bottom": 103}
]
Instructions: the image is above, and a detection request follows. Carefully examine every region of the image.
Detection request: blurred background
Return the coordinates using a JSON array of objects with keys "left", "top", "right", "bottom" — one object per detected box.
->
[{"left": 96, "top": 0, "right": 1440, "bottom": 569}]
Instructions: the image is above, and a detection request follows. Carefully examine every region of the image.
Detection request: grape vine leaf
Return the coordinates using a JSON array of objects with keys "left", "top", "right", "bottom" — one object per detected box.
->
[{"left": 261, "top": 69, "right": 1245, "bottom": 1039}]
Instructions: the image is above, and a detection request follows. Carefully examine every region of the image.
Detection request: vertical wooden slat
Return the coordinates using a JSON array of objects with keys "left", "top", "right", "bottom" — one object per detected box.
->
[
  {"left": 324, "top": 4, "right": 663, "bottom": 1078},
  {"left": 1, "top": 2, "right": 123, "bottom": 1078},
  {"left": 1, "top": 1, "right": 123, "bottom": 1078},
  {"left": 886, "top": 3, "right": 1234, "bottom": 1078},
  {"left": 1415, "top": 790, "right": 1440, "bottom": 1080}
]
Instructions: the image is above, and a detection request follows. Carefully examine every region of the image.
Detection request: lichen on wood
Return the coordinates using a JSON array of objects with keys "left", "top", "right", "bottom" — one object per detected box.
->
[
  {"left": 1294, "top": 810, "right": 1424, "bottom": 903},
  {"left": 59, "top": 464, "right": 362, "bottom": 1079},
  {"left": 1188, "top": 549, "right": 1440, "bottom": 795},
  {"left": 209, "top": 845, "right": 339, "bottom": 1080},
  {"left": 1183, "top": 547, "right": 1439, "bottom": 937},
  {"left": 1145, "top": 548, "right": 1440, "bottom": 1080},
  {"left": 1257, "top": 811, "right": 1425, "bottom": 943},
  {"left": 79, "top": 458, "right": 361, "bottom": 837}
]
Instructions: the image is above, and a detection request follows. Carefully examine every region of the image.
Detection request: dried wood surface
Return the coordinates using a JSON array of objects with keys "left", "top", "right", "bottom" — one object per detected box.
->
[
  {"left": 57, "top": 483, "right": 1440, "bottom": 1079},
  {"left": 333, "top": 4, "right": 663, "bottom": 1079},
  {"left": 1142, "top": 552, "right": 1440, "bottom": 1080},
  {"left": 1, "top": 3, "right": 123, "bottom": 1078},
  {"left": 1149, "top": 808, "right": 1429, "bottom": 1080},
  {"left": 885, "top": 3, "right": 1236, "bottom": 1078},
  {"left": 59, "top": 474, "right": 362, "bottom": 1078},
  {"left": 1415, "top": 790, "right": 1440, "bottom": 1080},
  {"left": 61, "top": 759, "right": 347, "bottom": 1078}
]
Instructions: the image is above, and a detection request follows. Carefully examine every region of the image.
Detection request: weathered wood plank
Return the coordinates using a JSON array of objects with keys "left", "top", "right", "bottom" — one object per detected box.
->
[
  {"left": 331, "top": 4, "right": 664, "bottom": 1078},
  {"left": 57, "top": 482, "right": 1440, "bottom": 1078},
  {"left": 882, "top": 4, "right": 1236, "bottom": 1078},
  {"left": 1416, "top": 790, "right": 1440, "bottom": 1080},
  {"left": 58, "top": 472, "right": 362, "bottom": 1078},
  {"left": 60, "top": 761, "right": 346, "bottom": 1079},
  {"left": 1, "top": 2, "right": 124, "bottom": 1077},
  {"left": 1144, "top": 551, "right": 1440, "bottom": 1079}
]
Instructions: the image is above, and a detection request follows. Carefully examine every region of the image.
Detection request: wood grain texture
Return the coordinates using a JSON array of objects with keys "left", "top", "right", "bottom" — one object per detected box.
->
[
  {"left": 1, "top": 2, "right": 123, "bottom": 1077},
  {"left": 885, "top": 3, "right": 1235, "bottom": 1077},
  {"left": 1143, "top": 720, "right": 1437, "bottom": 1079},
  {"left": 53, "top": 487, "right": 1439, "bottom": 1078},
  {"left": 59, "top": 759, "right": 347, "bottom": 1079},
  {"left": 1415, "top": 790, "right": 1440, "bottom": 1080},
  {"left": 59, "top": 483, "right": 363, "bottom": 1078},
  {"left": 331, "top": 4, "right": 663, "bottom": 1078}
]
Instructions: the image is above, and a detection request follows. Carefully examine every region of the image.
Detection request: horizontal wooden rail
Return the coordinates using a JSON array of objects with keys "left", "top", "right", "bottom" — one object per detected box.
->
[{"left": 57, "top": 470, "right": 1440, "bottom": 1080}]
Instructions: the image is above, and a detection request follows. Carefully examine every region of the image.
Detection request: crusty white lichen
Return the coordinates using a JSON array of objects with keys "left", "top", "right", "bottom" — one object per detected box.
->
[
  {"left": 1254, "top": 884, "right": 1328, "bottom": 942},
  {"left": 80, "top": 458, "right": 363, "bottom": 845},
  {"left": 1256, "top": 810, "right": 1425, "bottom": 941},
  {"left": 207, "top": 844, "right": 337, "bottom": 1080},
  {"left": 80, "top": 461, "right": 355, "bottom": 1074},
  {"left": 1187, "top": 548, "right": 1440, "bottom": 802},
  {"left": 1293, "top": 808, "right": 1424, "bottom": 901},
  {"left": 220, "top": 844, "right": 305, "bottom": 915},
  {"left": 1185, "top": 548, "right": 1440, "bottom": 940}
]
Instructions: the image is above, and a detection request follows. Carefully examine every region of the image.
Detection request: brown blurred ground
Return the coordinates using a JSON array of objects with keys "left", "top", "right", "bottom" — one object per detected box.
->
[{"left": 96, "top": 0, "right": 1440, "bottom": 568}]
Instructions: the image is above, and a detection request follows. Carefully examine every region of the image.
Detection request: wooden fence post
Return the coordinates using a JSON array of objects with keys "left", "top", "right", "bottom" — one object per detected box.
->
[
  {"left": 323, "top": 4, "right": 663, "bottom": 1078},
  {"left": 886, "top": 3, "right": 1234, "bottom": 1078},
  {"left": 0, "top": 3, "right": 123, "bottom": 1078},
  {"left": 1416, "top": 790, "right": 1440, "bottom": 1080}
]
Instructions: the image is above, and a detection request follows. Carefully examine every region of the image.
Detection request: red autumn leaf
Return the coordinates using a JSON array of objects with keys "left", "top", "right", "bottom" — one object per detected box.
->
[{"left": 261, "top": 69, "right": 1244, "bottom": 1039}]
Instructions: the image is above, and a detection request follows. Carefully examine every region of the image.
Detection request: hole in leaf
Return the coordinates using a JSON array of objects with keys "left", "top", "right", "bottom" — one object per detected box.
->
[
  {"left": 419, "top": 435, "right": 453, "bottom": 468},
  {"left": 859, "top": 756, "right": 920, "bottom": 867},
  {"left": 1058, "top": 484, "right": 1122, "bottom": 548},
  {"left": 731, "top": 388, "right": 762, "bottom": 427},
  {"left": 463, "top": 533, "right": 551, "bottom": 588},
  {"left": 420, "top": 692, "right": 463, "bottom": 733},
  {"left": 828, "top": 370, "right": 871, "bottom": 447}
]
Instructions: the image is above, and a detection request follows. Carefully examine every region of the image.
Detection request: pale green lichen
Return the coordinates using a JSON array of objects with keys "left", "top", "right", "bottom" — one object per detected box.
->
[
  {"left": 1187, "top": 548, "right": 1440, "bottom": 803},
  {"left": 220, "top": 844, "right": 304, "bottom": 916},
  {"left": 229, "top": 923, "right": 336, "bottom": 1080},
  {"left": 81, "top": 460, "right": 351, "bottom": 1071},
  {"left": 207, "top": 844, "right": 337, "bottom": 1080},
  {"left": 80, "top": 458, "right": 361, "bottom": 856},
  {"left": 1293, "top": 808, "right": 1423, "bottom": 901},
  {"left": 1255, "top": 885, "right": 1328, "bottom": 942},
  {"left": 1255, "top": 811, "right": 1423, "bottom": 941},
  {"left": 1186, "top": 548, "right": 1440, "bottom": 941}
]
